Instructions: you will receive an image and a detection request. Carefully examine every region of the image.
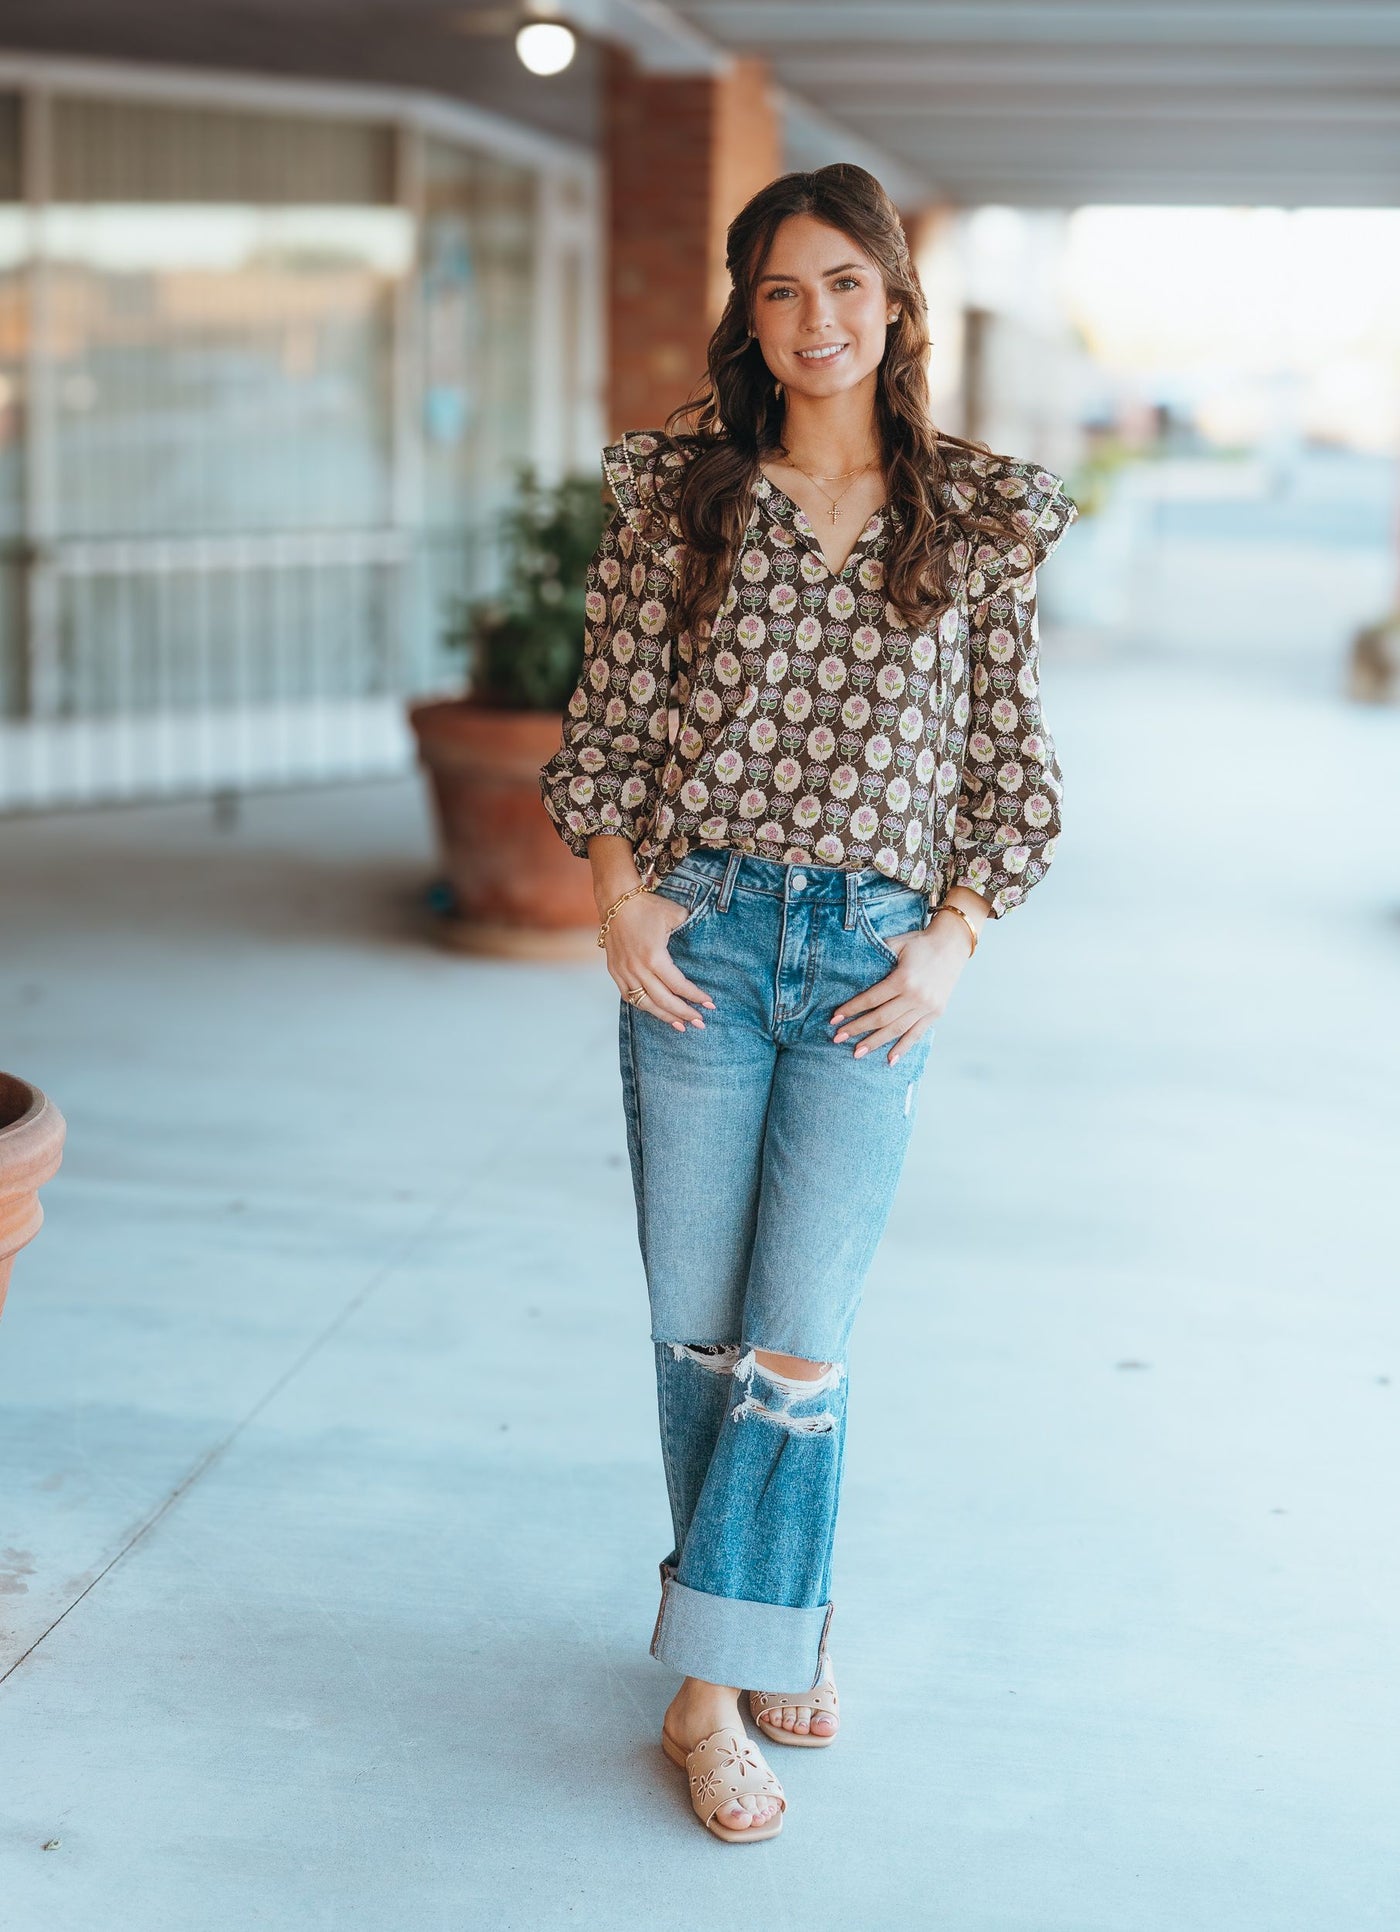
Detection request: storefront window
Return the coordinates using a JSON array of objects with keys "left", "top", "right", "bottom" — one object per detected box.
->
[
  {"left": 44, "top": 201, "right": 409, "bottom": 537},
  {"left": 0, "top": 90, "right": 557, "bottom": 800},
  {"left": 419, "top": 138, "right": 536, "bottom": 677}
]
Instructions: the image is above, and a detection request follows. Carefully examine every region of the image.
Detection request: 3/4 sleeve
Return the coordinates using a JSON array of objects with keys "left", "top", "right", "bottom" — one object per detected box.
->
[
  {"left": 537, "top": 432, "right": 685, "bottom": 859},
  {"left": 950, "top": 454, "right": 1079, "bottom": 917}
]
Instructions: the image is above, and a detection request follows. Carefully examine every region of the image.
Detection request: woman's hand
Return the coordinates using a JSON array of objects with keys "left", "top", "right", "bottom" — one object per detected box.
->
[
  {"left": 604, "top": 891, "right": 717, "bottom": 1032},
  {"left": 829, "top": 898, "right": 987, "bottom": 1065}
]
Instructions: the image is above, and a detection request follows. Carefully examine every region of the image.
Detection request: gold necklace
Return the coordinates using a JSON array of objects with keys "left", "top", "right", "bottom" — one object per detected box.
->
[
  {"left": 787, "top": 455, "right": 874, "bottom": 481},
  {"left": 788, "top": 458, "right": 879, "bottom": 526}
]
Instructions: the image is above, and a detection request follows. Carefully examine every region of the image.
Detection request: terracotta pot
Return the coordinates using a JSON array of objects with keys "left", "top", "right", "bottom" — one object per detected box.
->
[
  {"left": 407, "top": 696, "right": 599, "bottom": 959},
  {"left": 0, "top": 1072, "right": 67, "bottom": 1320}
]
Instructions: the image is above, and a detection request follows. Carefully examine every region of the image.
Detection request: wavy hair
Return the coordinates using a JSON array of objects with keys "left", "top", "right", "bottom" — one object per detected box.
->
[{"left": 636, "top": 163, "right": 1021, "bottom": 639}]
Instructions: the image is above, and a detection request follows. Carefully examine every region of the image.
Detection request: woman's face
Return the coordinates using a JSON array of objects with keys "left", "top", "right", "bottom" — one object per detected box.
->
[{"left": 750, "top": 213, "right": 895, "bottom": 403}]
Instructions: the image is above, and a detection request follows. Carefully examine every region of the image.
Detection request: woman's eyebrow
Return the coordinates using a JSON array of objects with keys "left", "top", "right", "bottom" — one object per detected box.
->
[{"left": 756, "top": 262, "right": 868, "bottom": 285}]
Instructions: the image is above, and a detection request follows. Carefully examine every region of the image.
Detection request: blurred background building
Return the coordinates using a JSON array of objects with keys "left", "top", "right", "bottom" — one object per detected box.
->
[{"left": 1, "top": 1, "right": 1395, "bottom": 812}]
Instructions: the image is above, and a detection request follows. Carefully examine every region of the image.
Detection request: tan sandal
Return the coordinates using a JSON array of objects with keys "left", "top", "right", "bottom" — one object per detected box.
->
[
  {"left": 748, "top": 1658, "right": 839, "bottom": 1749},
  {"left": 659, "top": 1723, "right": 786, "bottom": 1843}
]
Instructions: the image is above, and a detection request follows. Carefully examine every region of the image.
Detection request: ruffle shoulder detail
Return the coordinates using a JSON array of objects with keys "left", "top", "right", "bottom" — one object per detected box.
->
[
  {"left": 599, "top": 428, "right": 697, "bottom": 555},
  {"left": 937, "top": 445, "right": 1080, "bottom": 596}
]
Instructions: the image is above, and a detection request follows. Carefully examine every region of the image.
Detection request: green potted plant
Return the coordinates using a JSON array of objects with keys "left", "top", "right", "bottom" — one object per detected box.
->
[{"left": 408, "top": 464, "right": 611, "bottom": 957}]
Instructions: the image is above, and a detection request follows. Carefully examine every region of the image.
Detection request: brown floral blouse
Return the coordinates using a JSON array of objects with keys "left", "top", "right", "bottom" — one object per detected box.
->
[{"left": 538, "top": 430, "right": 1079, "bottom": 917}]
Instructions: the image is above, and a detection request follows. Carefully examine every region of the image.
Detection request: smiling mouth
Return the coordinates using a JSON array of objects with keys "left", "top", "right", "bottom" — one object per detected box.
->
[{"left": 795, "top": 342, "right": 849, "bottom": 363}]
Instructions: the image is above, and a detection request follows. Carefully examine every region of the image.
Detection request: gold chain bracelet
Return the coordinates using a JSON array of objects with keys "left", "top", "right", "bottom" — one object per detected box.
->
[
  {"left": 596, "top": 882, "right": 651, "bottom": 948},
  {"left": 933, "top": 900, "right": 979, "bottom": 958}
]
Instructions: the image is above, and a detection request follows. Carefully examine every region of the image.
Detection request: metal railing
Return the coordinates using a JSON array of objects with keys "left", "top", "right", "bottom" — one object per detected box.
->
[{"left": 0, "top": 529, "right": 431, "bottom": 807}]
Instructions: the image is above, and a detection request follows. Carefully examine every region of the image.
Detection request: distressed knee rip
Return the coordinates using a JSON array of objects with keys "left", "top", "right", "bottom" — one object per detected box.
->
[
  {"left": 729, "top": 1346, "right": 845, "bottom": 1435},
  {"left": 667, "top": 1341, "right": 742, "bottom": 1374}
]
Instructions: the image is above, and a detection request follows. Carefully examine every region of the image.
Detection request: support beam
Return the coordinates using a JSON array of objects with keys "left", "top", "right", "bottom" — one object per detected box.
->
[{"left": 603, "top": 46, "right": 781, "bottom": 434}]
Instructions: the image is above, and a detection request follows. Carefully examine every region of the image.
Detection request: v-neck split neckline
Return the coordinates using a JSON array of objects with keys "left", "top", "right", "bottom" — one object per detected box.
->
[{"left": 754, "top": 468, "right": 894, "bottom": 580}]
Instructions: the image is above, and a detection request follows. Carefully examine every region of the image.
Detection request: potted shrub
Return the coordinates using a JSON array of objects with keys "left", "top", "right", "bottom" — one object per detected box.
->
[
  {"left": 408, "top": 464, "right": 611, "bottom": 958},
  {"left": 0, "top": 1071, "right": 66, "bottom": 1320}
]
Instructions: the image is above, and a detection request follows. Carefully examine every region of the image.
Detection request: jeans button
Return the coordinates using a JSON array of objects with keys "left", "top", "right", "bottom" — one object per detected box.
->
[{"left": 791, "top": 870, "right": 807, "bottom": 889}]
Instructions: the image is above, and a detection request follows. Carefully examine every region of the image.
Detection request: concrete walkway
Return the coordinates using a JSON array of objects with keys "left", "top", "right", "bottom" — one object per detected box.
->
[{"left": 1, "top": 640, "right": 1398, "bottom": 1929}]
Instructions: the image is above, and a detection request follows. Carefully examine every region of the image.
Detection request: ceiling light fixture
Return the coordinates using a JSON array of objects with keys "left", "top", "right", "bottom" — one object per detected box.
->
[{"left": 516, "top": 19, "right": 576, "bottom": 74}]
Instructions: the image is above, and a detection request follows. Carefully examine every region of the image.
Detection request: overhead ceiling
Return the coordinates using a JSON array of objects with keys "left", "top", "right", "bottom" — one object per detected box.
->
[
  {"left": 0, "top": 1, "right": 1397, "bottom": 205},
  {"left": 0, "top": 3, "right": 606, "bottom": 151},
  {"left": 674, "top": 0, "right": 1400, "bottom": 206}
]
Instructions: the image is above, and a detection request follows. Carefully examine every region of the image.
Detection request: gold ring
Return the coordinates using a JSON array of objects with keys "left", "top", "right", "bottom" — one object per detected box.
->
[{"left": 625, "top": 986, "right": 647, "bottom": 1005}]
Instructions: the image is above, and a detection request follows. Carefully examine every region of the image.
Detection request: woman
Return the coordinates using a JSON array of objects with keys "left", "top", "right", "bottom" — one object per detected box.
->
[{"left": 539, "top": 164, "right": 1078, "bottom": 1842}]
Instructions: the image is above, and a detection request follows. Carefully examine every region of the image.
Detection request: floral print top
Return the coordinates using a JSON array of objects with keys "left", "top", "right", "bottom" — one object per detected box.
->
[{"left": 538, "top": 429, "right": 1079, "bottom": 917}]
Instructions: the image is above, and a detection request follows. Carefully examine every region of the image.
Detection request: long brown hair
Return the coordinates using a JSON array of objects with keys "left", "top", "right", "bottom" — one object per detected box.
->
[{"left": 638, "top": 164, "right": 1020, "bottom": 639}]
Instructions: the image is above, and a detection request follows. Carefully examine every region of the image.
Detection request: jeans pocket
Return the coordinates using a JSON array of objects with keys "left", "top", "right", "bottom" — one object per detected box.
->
[
  {"left": 856, "top": 892, "right": 927, "bottom": 967},
  {"left": 656, "top": 876, "right": 718, "bottom": 939}
]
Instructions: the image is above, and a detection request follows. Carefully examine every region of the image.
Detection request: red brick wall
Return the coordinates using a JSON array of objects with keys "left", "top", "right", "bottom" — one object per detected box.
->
[
  {"left": 708, "top": 58, "right": 783, "bottom": 323},
  {"left": 604, "top": 48, "right": 780, "bottom": 437}
]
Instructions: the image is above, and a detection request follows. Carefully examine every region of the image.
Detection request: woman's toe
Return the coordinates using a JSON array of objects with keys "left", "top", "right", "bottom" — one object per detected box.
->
[
  {"left": 755, "top": 1698, "right": 837, "bottom": 1738},
  {"left": 717, "top": 1794, "right": 773, "bottom": 1830}
]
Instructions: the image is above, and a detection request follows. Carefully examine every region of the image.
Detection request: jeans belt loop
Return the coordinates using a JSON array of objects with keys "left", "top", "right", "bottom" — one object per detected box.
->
[
  {"left": 717, "top": 847, "right": 743, "bottom": 912},
  {"left": 844, "top": 869, "right": 860, "bottom": 930}
]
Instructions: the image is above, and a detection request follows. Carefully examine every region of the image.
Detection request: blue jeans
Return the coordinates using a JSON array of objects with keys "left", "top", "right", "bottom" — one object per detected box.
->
[{"left": 617, "top": 845, "right": 935, "bottom": 1694}]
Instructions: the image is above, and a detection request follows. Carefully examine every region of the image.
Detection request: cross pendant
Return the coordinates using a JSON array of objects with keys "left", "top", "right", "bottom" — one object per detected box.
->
[{"left": 829, "top": 505, "right": 839, "bottom": 524}]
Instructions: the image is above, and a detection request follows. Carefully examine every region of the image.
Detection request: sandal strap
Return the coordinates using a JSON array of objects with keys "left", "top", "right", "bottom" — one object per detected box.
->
[
  {"left": 750, "top": 1685, "right": 838, "bottom": 1718},
  {"left": 679, "top": 1727, "right": 785, "bottom": 1828},
  {"left": 749, "top": 1667, "right": 839, "bottom": 1719}
]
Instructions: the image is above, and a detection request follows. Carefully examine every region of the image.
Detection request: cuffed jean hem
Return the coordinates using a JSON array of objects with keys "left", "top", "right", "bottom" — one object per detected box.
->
[{"left": 649, "top": 1562, "right": 834, "bottom": 1693}]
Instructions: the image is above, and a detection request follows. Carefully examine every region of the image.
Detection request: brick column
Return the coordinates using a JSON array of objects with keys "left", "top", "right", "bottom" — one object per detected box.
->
[{"left": 604, "top": 47, "right": 780, "bottom": 436}]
